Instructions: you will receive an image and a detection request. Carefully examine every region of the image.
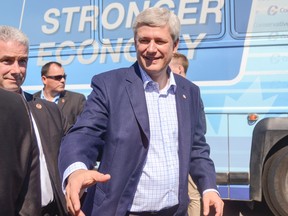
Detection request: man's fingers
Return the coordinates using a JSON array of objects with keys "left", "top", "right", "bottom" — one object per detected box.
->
[
  {"left": 65, "top": 170, "right": 111, "bottom": 215},
  {"left": 87, "top": 171, "right": 111, "bottom": 187},
  {"left": 214, "top": 199, "right": 224, "bottom": 216},
  {"left": 202, "top": 191, "right": 224, "bottom": 216},
  {"left": 202, "top": 196, "right": 210, "bottom": 216},
  {"left": 65, "top": 182, "right": 81, "bottom": 215}
]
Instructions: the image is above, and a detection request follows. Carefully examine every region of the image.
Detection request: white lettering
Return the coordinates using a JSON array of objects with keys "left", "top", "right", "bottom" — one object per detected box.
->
[
  {"left": 79, "top": 6, "right": 98, "bottom": 32},
  {"left": 123, "top": 38, "right": 137, "bottom": 62},
  {"left": 183, "top": 33, "right": 206, "bottom": 59},
  {"left": 38, "top": 1, "right": 223, "bottom": 66},
  {"left": 154, "top": 0, "right": 175, "bottom": 8},
  {"left": 102, "top": 3, "right": 125, "bottom": 30},
  {"left": 100, "top": 38, "right": 123, "bottom": 63},
  {"left": 178, "top": 0, "right": 199, "bottom": 25},
  {"left": 62, "top": 7, "right": 81, "bottom": 32},
  {"left": 42, "top": 8, "right": 60, "bottom": 34},
  {"left": 55, "top": 41, "right": 75, "bottom": 65},
  {"left": 200, "top": 0, "right": 224, "bottom": 24},
  {"left": 37, "top": 42, "right": 55, "bottom": 65},
  {"left": 125, "top": 1, "right": 150, "bottom": 28},
  {"left": 78, "top": 40, "right": 99, "bottom": 64}
]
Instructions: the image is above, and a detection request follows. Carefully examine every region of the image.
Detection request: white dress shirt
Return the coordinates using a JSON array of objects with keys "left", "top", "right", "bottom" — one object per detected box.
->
[
  {"left": 31, "top": 115, "right": 54, "bottom": 206},
  {"left": 22, "top": 91, "right": 54, "bottom": 206}
]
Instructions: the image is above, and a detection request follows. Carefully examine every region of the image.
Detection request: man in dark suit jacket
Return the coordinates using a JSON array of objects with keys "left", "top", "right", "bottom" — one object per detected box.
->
[
  {"left": 0, "top": 88, "right": 41, "bottom": 215},
  {"left": 24, "top": 92, "right": 68, "bottom": 216},
  {"left": 33, "top": 61, "right": 86, "bottom": 131},
  {"left": 0, "top": 25, "right": 68, "bottom": 216},
  {"left": 59, "top": 7, "right": 224, "bottom": 216}
]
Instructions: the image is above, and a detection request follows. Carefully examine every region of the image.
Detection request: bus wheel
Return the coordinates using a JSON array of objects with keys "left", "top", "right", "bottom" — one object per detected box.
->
[{"left": 262, "top": 146, "right": 288, "bottom": 216}]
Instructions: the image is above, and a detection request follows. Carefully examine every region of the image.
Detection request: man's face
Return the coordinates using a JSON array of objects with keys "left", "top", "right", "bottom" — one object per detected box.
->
[
  {"left": 42, "top": 63, "right": 66, "bottom": 94},
  {"left": 0, "top": 40, "right": 28, "bottom": 93},
  {"left": 135, "top": 25, "right": 178, "bottom": 78}
]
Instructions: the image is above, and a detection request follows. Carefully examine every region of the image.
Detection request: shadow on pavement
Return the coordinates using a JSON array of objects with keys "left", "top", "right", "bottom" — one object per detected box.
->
[{"left": 220, "top": 200, "right": 274, "bottom": 216}]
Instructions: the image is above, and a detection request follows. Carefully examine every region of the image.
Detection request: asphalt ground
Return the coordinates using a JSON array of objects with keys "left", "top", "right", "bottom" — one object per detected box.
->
[{"left": 218, "top": 200, "right": 274, "bottom": 216}]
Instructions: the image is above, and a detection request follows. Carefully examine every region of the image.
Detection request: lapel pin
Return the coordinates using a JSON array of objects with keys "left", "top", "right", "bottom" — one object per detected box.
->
[
  {"left": 61, "top": 98, "right": 65, "bottom": 103},
  {"left": 36, "top": 103, "right": 42, "bottom": 109},
  {"left": 183, "top": 94, "right": 186, "bottom": 99}
]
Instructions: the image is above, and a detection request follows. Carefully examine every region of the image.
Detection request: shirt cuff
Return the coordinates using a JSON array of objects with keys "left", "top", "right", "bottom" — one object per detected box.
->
[
  {"left": 203, "top": 189, "right": 220, "bottom": 196},
  {"left": 62, "top": 162, "right": 87, "bottom": 192}
]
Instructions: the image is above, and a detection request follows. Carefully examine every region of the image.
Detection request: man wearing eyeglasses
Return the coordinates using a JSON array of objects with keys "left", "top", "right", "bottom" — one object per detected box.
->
[{"left": 34, "top": 61, "right": 86, "bottom": 132}]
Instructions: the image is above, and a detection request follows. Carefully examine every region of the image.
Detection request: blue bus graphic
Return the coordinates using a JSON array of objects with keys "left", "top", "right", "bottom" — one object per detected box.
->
[{"left": 1, "top": 0, "right": 288, "bottom": 215}]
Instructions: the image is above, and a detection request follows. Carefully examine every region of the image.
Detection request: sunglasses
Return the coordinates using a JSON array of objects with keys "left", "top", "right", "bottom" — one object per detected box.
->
[{"left": 45, "top": 74, "right": 67, "bottom": 81}]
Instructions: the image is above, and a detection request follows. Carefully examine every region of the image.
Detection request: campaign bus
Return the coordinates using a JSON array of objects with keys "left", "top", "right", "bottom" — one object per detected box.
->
[{"left": 1, "top": 0, "right": 288, "bottom": 215}]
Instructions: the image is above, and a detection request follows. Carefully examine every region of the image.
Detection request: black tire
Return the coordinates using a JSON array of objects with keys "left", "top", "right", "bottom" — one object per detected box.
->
[{"left": 262, "top": 146, "right": 288, "bottom": 216}]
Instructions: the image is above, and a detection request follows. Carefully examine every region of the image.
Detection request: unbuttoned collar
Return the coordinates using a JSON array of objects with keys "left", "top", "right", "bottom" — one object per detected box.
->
[{"left": 139, "top": 66, "right": 177, "bottom": 94}]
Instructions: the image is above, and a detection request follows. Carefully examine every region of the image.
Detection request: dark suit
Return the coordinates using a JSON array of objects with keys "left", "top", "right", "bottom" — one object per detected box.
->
[
  {"left": 24, "top": 92, "right": 68, "bottom": 216},
  {"left": 0, "top": 89, "right": 41, "bottom": 215},
  {"left": 34, "top": 90, "right": 86, "bottom": 131},
  {"left": 59, "top": 62, "right": 217, "bottom": 216}
]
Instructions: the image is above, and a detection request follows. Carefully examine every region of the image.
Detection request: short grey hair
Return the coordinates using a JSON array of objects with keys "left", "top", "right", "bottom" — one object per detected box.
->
[
  {"left": 0, "top": 25, "right": 29, "bottom": 52},
  {"left": 132, "top": 7, "right": 180, "bottom": 43}
]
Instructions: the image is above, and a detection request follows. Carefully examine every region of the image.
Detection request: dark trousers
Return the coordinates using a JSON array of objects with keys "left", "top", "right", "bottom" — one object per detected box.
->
[
  {"left": 41, "top": 200, "right": 59, "bottom": 216},
  {"left": 126, "top": 204, "right": 179, "bottom": 216}
]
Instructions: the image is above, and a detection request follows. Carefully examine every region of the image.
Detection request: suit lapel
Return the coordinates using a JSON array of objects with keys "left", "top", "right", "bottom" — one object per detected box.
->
[
  {"left": 175, "top": 80, "right": 192, "bottom": 147},
  {"left": 24, "top": 91, "right": 33, "bottom": 102},
  {"left": 57, "top": 91, "right": 66, "bottom": 110},
  {"left": 28, "top": 100, "right": 52, "bottom": 153},
  {"left": 27, "top": 98, "right": 67, "bottom": 213},
  {"left": 24, "top": 92, "right": 51, "bottom": 153},
  {"left": 175, "top": 78, "right": 194, "bottom": 198},
  {"left": 125, "top": 63, "right": 150, "bottom": 147}
]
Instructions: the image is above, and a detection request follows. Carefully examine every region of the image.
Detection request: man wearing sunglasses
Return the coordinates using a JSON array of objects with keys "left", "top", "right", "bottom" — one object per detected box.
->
[{"left": 34, "top": 61, "right": 86, "bottom": 132}]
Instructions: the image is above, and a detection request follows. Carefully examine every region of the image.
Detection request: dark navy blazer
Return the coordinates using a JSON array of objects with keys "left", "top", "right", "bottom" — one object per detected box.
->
[{"left": 58, "top": 62, "right": 217, "bottom": 216}]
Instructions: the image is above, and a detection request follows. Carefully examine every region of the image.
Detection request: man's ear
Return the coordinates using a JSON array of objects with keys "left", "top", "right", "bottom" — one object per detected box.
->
[
  {"left": 41, "top": 76, "right": 47, "bottom": 85},
  {"left": 179, "top": 65, "right": 185, "bottom": 74},
  {"left": 173, "top": 39, "right": 179, "bottom": 51}
]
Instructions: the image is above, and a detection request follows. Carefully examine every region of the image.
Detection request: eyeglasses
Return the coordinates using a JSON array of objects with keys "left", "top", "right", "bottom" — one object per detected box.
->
[{"left": 45, "top": 74, "right": 67, "bottom": 81}]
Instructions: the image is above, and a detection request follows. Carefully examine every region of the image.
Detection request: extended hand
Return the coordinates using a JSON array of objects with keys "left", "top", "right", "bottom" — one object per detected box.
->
[
  {"left": 202, "top": 191, "right": 224, "bottom": 216},
  {"left": 65, "top": 169, "right": 111, "bottom": 216}
]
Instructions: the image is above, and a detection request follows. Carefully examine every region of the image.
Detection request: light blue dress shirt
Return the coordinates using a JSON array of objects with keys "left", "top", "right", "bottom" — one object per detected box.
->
[
  {"left": 40, "top": 89, "right": 60, "bottom": 104},
  {"left": 130, "top": 68, "right": 179, "bottom": 211}
]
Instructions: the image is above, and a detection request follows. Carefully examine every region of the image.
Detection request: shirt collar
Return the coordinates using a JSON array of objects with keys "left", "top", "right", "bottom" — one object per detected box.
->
[
  {"left": 20, "top": 88, "right": 26, "bottom": 101},
  {"left": 139, "top": 66, "right": 177, "bottom": 93},
  {"left": 41, "top": 89, "right": 60, "bottom": 104}
]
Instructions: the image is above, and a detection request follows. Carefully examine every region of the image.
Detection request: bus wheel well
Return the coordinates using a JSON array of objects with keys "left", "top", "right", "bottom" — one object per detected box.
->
[
  {"left": 262, "top": 145, "right": 288, "bottom": 216},
  {"left": 264, "top": 137, "right": 288, "bottom": 164}
]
